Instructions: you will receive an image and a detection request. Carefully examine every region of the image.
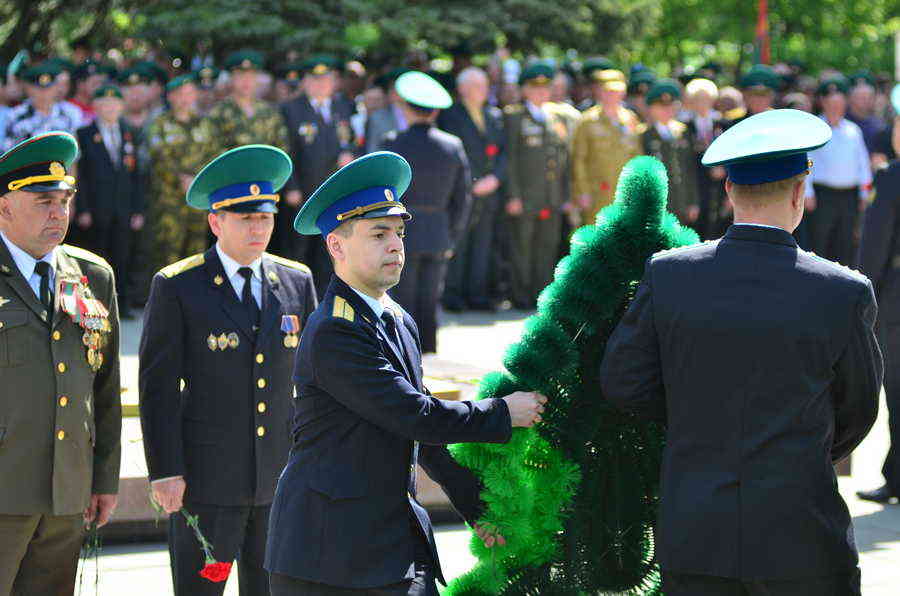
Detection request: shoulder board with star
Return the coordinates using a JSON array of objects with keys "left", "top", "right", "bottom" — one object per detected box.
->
[
  {"left": 503, "top": 104, "right": 524, "bottom": 115},
  {"left": 159, "top": 253, "right": 205, "bottom": 278},
  {"left": 332, "top": 296, "right": 355, "bottom": 322},
  {"left": 265, "top": 253, "right": 311, "bottom": 274},
  {"left": 61, "top": 244, "right": 112, "bottom": 270}
]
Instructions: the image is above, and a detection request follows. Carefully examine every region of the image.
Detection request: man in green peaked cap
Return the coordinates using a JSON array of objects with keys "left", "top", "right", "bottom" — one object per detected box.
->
[
  {"left": 604, "top": 109, "right": 880, "bottom": 595},
  {"left": 0, "top": 131, "right": 122, "bottom": 594},
  {"left": 3, "top": 63, "right": 84, "bottom": 151},
  {"left": 266, "top": 150, "right": 546, "bottom": 595},
  {"left": 140, "top": 144, "right": 317, "bottom": 596},
  {"left": 641, "top": 78, "right": 699, "bottom": 227}
]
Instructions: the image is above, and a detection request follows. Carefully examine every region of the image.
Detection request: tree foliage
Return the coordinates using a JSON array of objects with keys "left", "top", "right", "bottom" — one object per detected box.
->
[{"left": 1, "top": 0, "right": 897, "bottom": 74}]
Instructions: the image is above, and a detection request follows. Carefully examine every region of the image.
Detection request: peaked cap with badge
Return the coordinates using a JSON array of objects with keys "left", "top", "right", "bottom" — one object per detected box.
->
[
  {"left": 187, "top": 144, "right": 292, "bottom": 213},
  {"left": 302, "top": 54, "right": 341, "bottom": 76},
  {"left": 225, "top": 50, "right": 265, "bottom": 72},
  {"left": 702, "top": 108, "right": 832, "bottom": 185},
  {"left": 519, "top": 61, "right": 556, "bottom": 86},
  {"left": 294, "top": 151, "right": 412, "bottom": 236},
  {"left": 646, "top": 78, "right": 682, "bottom": 105},
  {"left": 21, "top": 61, "right": 61, "bottom": 88},
  {"left": 0, "top": 131, "right": 78, "bottom": 194}
]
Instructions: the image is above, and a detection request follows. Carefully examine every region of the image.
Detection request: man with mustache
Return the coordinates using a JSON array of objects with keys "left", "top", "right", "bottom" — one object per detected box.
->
[
  {"left": 0, "top": 131, "right": 121, "bottom": 594},
  {"left": 139, "top": 145, "right": 317, "bottom": 596},
  {"left": 266, "top": 150, "right": 547, "bottom": 595}
]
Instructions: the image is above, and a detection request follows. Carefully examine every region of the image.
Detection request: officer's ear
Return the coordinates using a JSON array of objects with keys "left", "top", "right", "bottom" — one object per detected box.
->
[
  {"left": 208, "top": 211, "right": 224, "bottom": 238},
  {"left": 325, "top": 231, "right": 345, "bottom": 264},
  {"left": 0, "top": 192, "right": 16, "bottom": 221}
]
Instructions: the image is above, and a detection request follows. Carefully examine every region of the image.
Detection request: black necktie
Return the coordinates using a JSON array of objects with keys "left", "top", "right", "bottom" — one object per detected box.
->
[
  {"left": 34, "top": 261, "right": 53, "bottom": 313},
  {"left": 238, "top": 267, "right": 260, "bottom": 328}
]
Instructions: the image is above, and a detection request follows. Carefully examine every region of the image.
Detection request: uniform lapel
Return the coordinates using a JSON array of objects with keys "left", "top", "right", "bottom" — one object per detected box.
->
[
  {"left": 333, "top": 278, "right": 414, "bottom": 384},
  {"left": 0, "top": 239, "right": 46, "bottom": 322},
  {"left": 394, "top": 311, "right": 422, "bottom": 391},
  {"left": 258, "top": 256, "right": 286, "bottom": 341},
  {"left": 205, "top": 248, "right": 255, "bottom": 341}
]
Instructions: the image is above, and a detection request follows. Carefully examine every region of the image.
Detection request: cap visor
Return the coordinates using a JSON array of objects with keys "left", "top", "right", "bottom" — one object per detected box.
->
[
  {"left": 21, "top": 181, "right": 74, "bottom": 192},
  {"left": 359, "top": 205, "right": 412, "bottom": 221},
  {"left": 217, "top": 200, "right": 279, "bottom": 214},
  {"left": 601, "top": 82, "right": 627, "bottom": 92}
]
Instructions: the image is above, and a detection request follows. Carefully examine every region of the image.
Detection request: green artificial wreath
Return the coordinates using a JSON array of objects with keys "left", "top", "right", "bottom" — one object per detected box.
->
[{"left": 447, "top": 156, "right": 700, "bottom": 595}]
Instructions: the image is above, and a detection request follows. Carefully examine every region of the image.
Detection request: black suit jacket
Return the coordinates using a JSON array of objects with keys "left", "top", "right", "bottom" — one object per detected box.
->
[
  {"left": 437, "top": 103, "right": 507, "bottom": 184},
  {"left": 139, "top": 248, "right": 317, "bottom": 506},
  {"left": 600, "top": 225, "right": 882, "bottom": 580},
  {"left": 859, "top": 161, "right": 900, "bottom": 321},
  {"left": 265, "top": 276, "right": 511, "bottom": 588},
  {"left": 379, "top": 123, "right": 472, "bottom": 254},
  {"left": 281, "top": 95, "right": 356, "bottom": 197},
  {"left": 75, "top": 120, "right": 144, "bottom": 222}
]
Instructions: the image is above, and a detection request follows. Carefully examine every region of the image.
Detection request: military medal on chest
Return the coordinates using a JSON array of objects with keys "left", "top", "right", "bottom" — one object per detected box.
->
[
  {"left": 298, "top": 122, "right": 318, "bottom": 144},
  {"left": 281, "top": 314, "right": 301, "bottom": 348},
  {"left": 59, "top": 276, "right": 111, "bottom": 372}
]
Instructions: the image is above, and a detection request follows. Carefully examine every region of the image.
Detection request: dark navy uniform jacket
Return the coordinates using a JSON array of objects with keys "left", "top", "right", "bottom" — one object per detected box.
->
[
  {"left": 379, "top": 123, "right": 472, "bottom": 254},
  {"left": 859, "top": 161, "right": 900, "bottom": 322},
  {"left": 265, "top": 275, "right": 511, "bottom": 588},
  {"left": 601, "top": 225, "right": 882, "bottom": 580},
  {"left": 139, "top": 247, "right": 317, "bottom": 506}
]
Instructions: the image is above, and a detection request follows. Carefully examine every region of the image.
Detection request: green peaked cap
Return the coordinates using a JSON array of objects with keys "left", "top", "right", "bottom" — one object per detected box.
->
[
  {"left": 0, "top": 131, "right": 79, "bottom": 193},
  {"left": 294, "top": 151, "right": 412, "bottom": 236},
  {"left": 395, "top": 71, "right": 452, "bottom": 109},
  {"left": 186, "top": 145, "right": 293, "bottom": 213}
]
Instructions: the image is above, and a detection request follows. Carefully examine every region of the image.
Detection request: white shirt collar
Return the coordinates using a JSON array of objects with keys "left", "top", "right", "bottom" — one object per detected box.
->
[
  {"left": 215, "top": 242, "right": 262, "bottom": 281},
  {"left": 0, "top": 229, "right": 56, "bottom": 281},
  {"left": 350, "top": 286, "right": 387, "bottom": 319}
]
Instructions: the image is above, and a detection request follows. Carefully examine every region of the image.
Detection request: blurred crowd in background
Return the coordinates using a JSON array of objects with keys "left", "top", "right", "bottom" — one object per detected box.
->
[{"left": 1, "top": 40, "right": 896, "bottom": 350}]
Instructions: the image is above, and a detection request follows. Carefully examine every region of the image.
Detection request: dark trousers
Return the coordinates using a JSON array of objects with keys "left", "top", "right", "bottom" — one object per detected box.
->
[
  {"left": 805, "top": 184, "right": 859, "bottom": 266},
  {"left": 390, "top": 253, "right": 447, "bottom": 354},
  {"left": 507, "top": 211, "right": 563, "bottom": 309},
  {"left": 443, "top": 198, "right": 496, "bottom": 309},
  {"left": 170, "top": 503, "right": 270, "bottom": 596},
  {"left": 661, "top": 569, "right": 861, "bottom": 595},
  {"left": 269, "top": 563, "right": 437, "bottom": 596},
  {"left": 0, "top": 513, "right": 83, "bottom": 596},
  {"left": 878, "top": 321, "right": 900, "bottom": 493},
  {"left": 93, "top": 215, "right": 133, "bottom": 309}
]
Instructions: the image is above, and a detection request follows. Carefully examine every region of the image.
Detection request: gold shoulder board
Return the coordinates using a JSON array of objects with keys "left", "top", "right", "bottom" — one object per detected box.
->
[
  {"left": 159, "top": 253, "right": 205, "bottom": 278},
  {"left": 61, "top": 244, "right": 111, "bottom": 269},
  {"left": 332, "top": 296, "right": 355, "bottom": 322},
  {"left": 265, "top": 253, "right": 312, "bottom": 274}
]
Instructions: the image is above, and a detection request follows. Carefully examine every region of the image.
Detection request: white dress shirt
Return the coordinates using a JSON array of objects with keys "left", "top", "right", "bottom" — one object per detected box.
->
[
  {"left": 805, "top": 117, "right": 872, "bottom": 198},
  {"left": 96, "top": 119, "right": 122, "bottom": 166},
  {"left": 0, "top": 230, "right": 56, "bottom": 301},
  {"left": 311, "top": 98, "right": 332, "bottom": 124},
  {"left": 215, "top": 243, "right": 262, "bottom": 308}
]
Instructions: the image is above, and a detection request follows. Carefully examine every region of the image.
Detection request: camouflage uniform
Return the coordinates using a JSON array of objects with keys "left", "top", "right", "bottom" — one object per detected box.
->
[
  {"left": 204, "top": 97, "right": 290, "bottom": 157},
  {"left": 571, "top": 105, "right": 642, "bottom": 223},
  {"left": 146, "top": 112, "right": 214, "bottom": 273}
]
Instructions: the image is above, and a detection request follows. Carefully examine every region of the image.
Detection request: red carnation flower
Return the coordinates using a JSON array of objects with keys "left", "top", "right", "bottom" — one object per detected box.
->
[
  {"left": 599, "top": 181, "right": 611, "bottom": 192},
  {"left": 539, "top": 208, "right": 551, "bottom": 220},
  {"left": 199, "top": 561, "right": 233, "bottom": 583},
  {"left": 485, "top": 144, "right": 499, "bottom": 157}
]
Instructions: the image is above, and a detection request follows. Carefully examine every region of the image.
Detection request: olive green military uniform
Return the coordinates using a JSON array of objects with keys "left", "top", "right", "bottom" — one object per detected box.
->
[
  {"left": 504, "top": 101, "right": 579, "bottom": 309},
  {"left": 146, "top": 112, "right": 215, "bottom": 273},
  {"left": 204, "top": 98, "right": 290, "bottom": 162},
  {"left": 572, "top": 104, "right": 642, "bottom": 223},
  {"left": 641, "top": 119, "right": 698, "bottom": 224},
  {"left": 0, "top": 243, "right": 121, "bottom": 594}
]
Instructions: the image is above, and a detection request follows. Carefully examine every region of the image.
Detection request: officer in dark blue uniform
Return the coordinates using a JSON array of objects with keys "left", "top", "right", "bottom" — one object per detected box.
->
[
  {"left": 857, "top": 86, "right": 900, "bottom": 505},
  {"left": 379, "top": 71, "right": 472, "bottom": 353},
  {"left": 279, "top": 54, "right": 357, "bottom": 295},
  {"left": 139, "top": 145, "right": 317, "bottom": 596},
  {"left": 265, "top": 151, "right": 546, "bottom": 595},
  {"left": 601, "top": 109, "right": 883, "bottom": 596}
]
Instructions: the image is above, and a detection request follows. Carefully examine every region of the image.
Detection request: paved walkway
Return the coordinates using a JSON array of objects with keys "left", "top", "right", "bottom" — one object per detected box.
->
[{"left": 83, "top": 308, "right": 899, "bottom": 594}]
